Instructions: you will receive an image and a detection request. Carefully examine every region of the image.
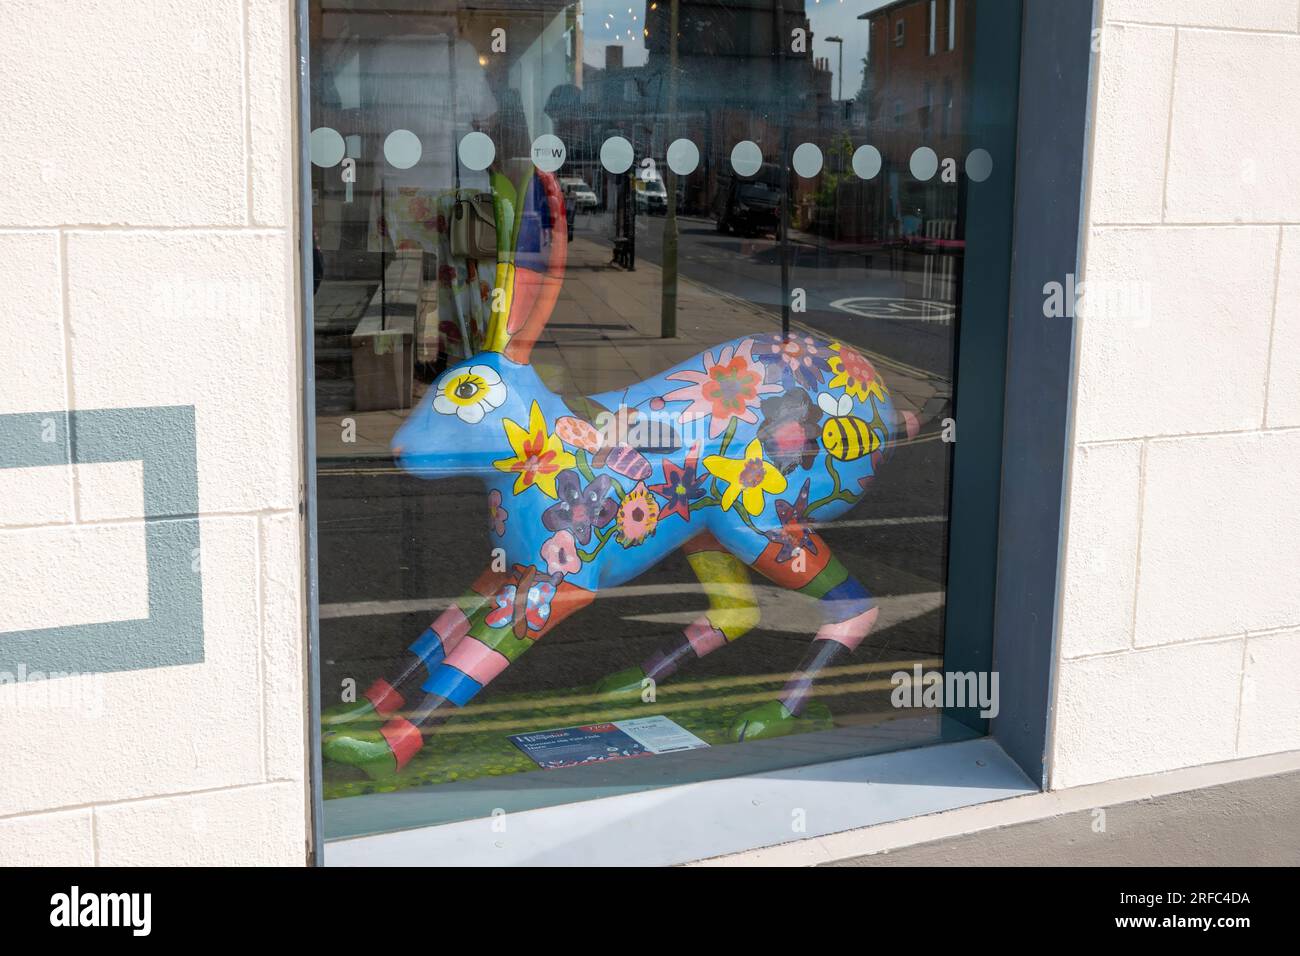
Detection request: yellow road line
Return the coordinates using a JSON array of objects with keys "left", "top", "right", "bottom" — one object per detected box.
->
[{"left": 389, "top": 675, "right": 915, "bottom": 736}]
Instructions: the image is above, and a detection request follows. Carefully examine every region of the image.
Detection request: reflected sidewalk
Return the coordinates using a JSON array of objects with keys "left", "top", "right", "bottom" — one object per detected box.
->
[{"left": 315, "top": 233, "right": 948, "bottom": 461}]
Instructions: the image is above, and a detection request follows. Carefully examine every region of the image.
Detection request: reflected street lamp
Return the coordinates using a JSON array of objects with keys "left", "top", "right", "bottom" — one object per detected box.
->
[{"left": 826, "top": 35, "right": 844, "bottom": 102}]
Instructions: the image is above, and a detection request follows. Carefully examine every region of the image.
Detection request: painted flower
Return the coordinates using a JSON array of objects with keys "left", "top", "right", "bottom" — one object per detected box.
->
[
  {"left": 484, "top": 567, "right": 561, "bottom": 638},
  {"left": 615, "top": 481, "right": 660, "bottom": 547},
  {"left": 493, "top": 401, "right": 577, "bottom": 498},
  {"left": 555, "top": 416, "right": 602, "bottom": 454},
  {"left": 756, "top": 390, "right": 822, "bottom": 475},
  {"left": 433, "top": 364, "right": 507, "bottom": 424},
  {"left": 703, "top": 438, "right": 788, "bottom": 515},
  {"left": 763, "top": 479, "right": 819, "bottom": 563},
  {"left": 542, "top": 470, "right": 617, "bottom": 545},
  {"left": 663, "top": 339, "right": 780, "bottom": 438},
  {"left": 828, "top": 342, "right": 888, "bottom": 404},
  {"left": 648, "top": 443, "right": 707, "bottom": 522},
  {"left": 541, "top": 530, "right": 581, "bottom": 575},
  {"left": 487, "top": 488, "right": 508, "bottom": 536},
  {"left": 754, "top": 333, "right": 831, "bottom": 389}
]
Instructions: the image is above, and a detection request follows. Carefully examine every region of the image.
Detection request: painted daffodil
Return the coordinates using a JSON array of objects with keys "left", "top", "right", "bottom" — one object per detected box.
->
[
  {"left": 493, "top": 401, "right": 576, "bottom": 498},
  {"left": 703, "top": 438, "right": 787, "bottom": 515}
]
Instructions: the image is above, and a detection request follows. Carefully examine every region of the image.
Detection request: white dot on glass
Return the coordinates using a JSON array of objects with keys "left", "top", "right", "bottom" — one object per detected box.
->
[
  {"left": 600, "top": 136, "right": 634, "bottom": 174},
  {"left": 309, "top": 127, "right": 345, "bottom": 168},
  {"left": 458, "top": 131, "right": 496, "bottom": 171},
  {"left": 792, "top": 142, "right": 823, "bottom": 178},
  {"left": 909, "top": 146, "right": 938, "bottom": 181},
  {"left": 531, "top": 133, "right": 567, "bottom": 173},
  {"left": 384, "top": 129, "right": 422, "bottom": 170},
  {"left": 731, "top": 140, "right": 763, "bottom": 177},
  {"left": 666, "top": 138, "right": 700, "bottom": 176},
  {"left": 965, "top": 148, "right": 993, "bottom": 183},
  {"left": 851, "top": 144, "right": 882, "bottom": 180}
]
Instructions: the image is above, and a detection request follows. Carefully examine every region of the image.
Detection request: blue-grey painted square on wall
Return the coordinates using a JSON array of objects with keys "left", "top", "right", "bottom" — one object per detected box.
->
[{"left": 0, "top": 406, "right": 203, "bottom": 675}]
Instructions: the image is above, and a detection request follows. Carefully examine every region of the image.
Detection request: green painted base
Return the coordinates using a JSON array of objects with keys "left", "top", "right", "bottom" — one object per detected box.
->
[
  {"left": 321, "top": 729, "right": 396, "bottom": 781},
  {"left": 593, "top": 665, "right": 650, "bottom": 698},
  {"left": 321, "top": 677, "right": 834, "bottom": 800},
  {"left": 732, "top": 700, "right": 827, "bottom": 741}
]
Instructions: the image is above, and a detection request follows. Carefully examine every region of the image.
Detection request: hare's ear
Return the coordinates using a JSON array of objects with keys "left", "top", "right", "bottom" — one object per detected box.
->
[{"left": 481, "top": 168, "right": 567, "bottom": 365}]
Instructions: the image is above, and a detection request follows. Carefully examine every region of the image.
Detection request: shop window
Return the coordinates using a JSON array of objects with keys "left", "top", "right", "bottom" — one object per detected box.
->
[{"left": 306, "top": 0, "right": 1023, "bottom": 851}]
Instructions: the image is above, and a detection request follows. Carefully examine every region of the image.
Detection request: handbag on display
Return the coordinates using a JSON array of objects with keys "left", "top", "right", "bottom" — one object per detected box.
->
[{"left": 450, "top": 192, "right": 497, "bottom": 260}]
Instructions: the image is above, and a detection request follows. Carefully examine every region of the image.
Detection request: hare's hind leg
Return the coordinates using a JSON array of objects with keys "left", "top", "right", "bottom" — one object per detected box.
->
[
  {"left": 322, "top": 566, "right": 510, "bottom": 730},
  {"left": 324, "top": 567, "right": 596, "bottom": 778},
  {"left": 595, "top": 531, "right": 760, "bottom": 696},
  {"left": 710, "top": 521, "right": 879, "bottom": 742}
]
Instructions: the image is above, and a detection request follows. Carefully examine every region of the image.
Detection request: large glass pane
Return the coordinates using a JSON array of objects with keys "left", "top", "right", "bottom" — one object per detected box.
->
[{"left": 309, "top": 0, "right": 1018, "bottom": 838}]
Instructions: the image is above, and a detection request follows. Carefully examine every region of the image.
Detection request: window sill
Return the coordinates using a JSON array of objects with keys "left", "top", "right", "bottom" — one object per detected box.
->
[{"left": 324, "top": 731, "right": 1037, "bottom": 866}]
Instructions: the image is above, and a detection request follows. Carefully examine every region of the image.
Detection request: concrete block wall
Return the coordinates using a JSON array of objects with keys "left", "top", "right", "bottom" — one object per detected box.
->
[
  {"left": 1052, "top": 0, "right": 1300, "bottom": 787},
  {"left": 0, "top": 1, "right": 308, "bottom": 864}
]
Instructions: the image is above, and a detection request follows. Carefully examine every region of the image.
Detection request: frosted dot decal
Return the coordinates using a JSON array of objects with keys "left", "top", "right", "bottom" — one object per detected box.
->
[
  {"left": 666, "top": 138, "right": 700, "bottom": 176},
  {"left": 531, "top": 133, "right": 567, "bottom": 172},
  {"left": 851, "top": 144, "right": 882, "bottom": 180},
  {"left": 458, "top": 131, "right": 496, "bottom": 171},
  {"left": 965, "top": 148, "right": 993, "bottom": 182},
  {"left": 909, "top": 146, "right": 938, "bottom": 181},
  {"left": 792, "top": 143, "right": 823, "bottom": 178},
  {"left": 600, "top": 136, "right": 634, "bottom": 174},
  {"left": 384, "top": 129, "right": 422, "bottom": 170},
  {"left": 309, "top": 127, "right": 345, "bottom": 168},
  {"left": 731, "top": 140, "right": 763, "bottom": 177}
]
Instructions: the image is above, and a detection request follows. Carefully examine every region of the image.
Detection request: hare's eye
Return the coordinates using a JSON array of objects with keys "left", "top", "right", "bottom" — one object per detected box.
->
[
  {"left": 442, "top": 373, "right": 485, "bottom": 406},
  {"left": 432, "top": 365, "right": 506, "bottom": 422}
]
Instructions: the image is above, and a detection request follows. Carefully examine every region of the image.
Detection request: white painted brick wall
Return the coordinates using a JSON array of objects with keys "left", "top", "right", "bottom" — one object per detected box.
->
[
  {"left": 1052, "top": 0, "right": 1300, "bottom": 789},
  {"left": 0, "top": 1, "right": 306, "bottom": 864}
]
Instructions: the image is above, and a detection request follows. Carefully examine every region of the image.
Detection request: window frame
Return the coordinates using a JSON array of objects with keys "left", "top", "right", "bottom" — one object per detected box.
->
[{"left": 295, "top": 0, "right": 1099, "bottom": 866}]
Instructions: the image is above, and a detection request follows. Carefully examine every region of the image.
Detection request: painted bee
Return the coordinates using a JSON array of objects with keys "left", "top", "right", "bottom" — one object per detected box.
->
[{"left": 817, "top": 392, "right": 880, "bottom": 462}]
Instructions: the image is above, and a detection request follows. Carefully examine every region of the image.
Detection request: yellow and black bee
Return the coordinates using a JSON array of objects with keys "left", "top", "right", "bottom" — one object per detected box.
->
[{"left": 817, "top": 393, "right": 880, "bottom": 462}]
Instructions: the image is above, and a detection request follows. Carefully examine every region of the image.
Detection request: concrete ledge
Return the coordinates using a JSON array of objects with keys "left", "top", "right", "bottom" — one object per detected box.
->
[{"left": 691, "top": 750, "right": 1300, "bottom": 866}]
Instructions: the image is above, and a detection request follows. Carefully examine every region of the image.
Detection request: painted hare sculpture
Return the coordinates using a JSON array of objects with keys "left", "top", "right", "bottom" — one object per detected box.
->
[{"left": 323, "top": 169, "right": 917, "bottom": 778}]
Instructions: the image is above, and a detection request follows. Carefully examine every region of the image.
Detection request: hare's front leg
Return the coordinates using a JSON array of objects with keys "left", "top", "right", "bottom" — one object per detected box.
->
[
  {"left": 325, "top": 568, "right": 596, "bottom": 779},
  {"left": 322, "top": 565, "right": 511, "bottom": 730}
]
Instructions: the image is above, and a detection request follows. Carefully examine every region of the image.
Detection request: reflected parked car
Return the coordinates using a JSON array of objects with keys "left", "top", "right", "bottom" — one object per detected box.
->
[
  {"left": 560, "top": 177, "right": 598, "bottom": 210},
  {"left": 714, "top": 163, "right": 782, "bottom": 237},
  {"left": 636, "top": 174, "right": 668, "bottom": 215}
]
